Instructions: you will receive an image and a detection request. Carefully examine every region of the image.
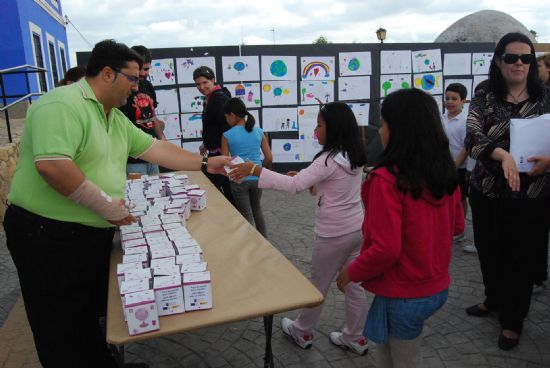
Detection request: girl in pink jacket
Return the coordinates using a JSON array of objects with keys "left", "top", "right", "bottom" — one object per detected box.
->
[
  {"left": 337, "top": 89, "right": 464, "bottom": 367},
  {"left": 230, "top": 102, "right": 369, "bottom": 355}
]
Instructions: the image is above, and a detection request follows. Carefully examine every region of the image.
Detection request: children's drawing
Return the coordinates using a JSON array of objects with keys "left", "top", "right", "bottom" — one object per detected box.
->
[
  {"left": 300, "top": 81, "right": 334, "bottom": 105},
  {"left": 380, "top": 74, "right": 411, "bottom": 98},
  {"left": 221, "top": 56, "right": 260, "bottom": 82},
  {"left": 338, "top": 76, "right": 370, "bottom": 101},
  {"left": 443, "top": 53, "right": 472, "bottom": 76},
  {"left": 182, "top": 140, "right": 203, "bottom": 154},
  {"left": 162, "top": 114, "right": 181, "bottom": 139},
  {"left": 179, "top": 87, "right": 206, "bottom": 113},
  {"left": 444, "top": 79, "right": 473, "bottom": 101},
  {"left": 261, "top": 56, "right": 297, "bottom": 80},
  {"left": 176, "top": 57, "right": 216, "bottom": 84},
  {"left": 271, "top": 139, "right": 303, "bottom": 163},
  {"left": 155, "top": 88, "right": 179, "bottom": 115},
  {"left": 347, "top": 103, "right": 370, "bottom": 126},
  {"left": 225, "top": 82, "right": 261, "bottom": 108},
  {"left": 472, "top": 53, "right": 493, "bottom": 75},
  {"left": 380, "top": 50, "right": 412, "bottom": 74},
  {"left": 262, "top": 107, "right": 298, "bottom": 132},
  {"left": 180, "top": 113, "right": 203, "bottom": 138},
  {"left": 249, "top": 109, "right": 260, "bottom": 129},
  {"left": 412, "top": 49, "right": 442, "bottom": 73},
  {"left": 149, "top": 58, "right": 176, "bottom": 86},
  {"left": 339, "top": 52, "right": 372, "bottom": 76},
  {"left": 413, "top": 72, "right": 443, "bottom": 95},
  {"left": 261, "top": 81, "right": 297, "bottom": 106},
  {"left": 301, "top": 57, "right": 335, "bottom": 80}
]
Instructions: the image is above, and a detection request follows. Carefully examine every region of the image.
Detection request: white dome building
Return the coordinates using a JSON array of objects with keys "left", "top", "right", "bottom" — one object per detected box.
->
[{"left": 435, "top": 10, "right": 536, "bottom": 43}]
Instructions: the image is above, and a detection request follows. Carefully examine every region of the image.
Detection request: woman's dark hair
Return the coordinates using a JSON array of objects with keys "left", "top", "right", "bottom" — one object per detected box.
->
[
  {"left": 224, "top": 97, "right": 255, "bottom": 132},
  {"left": 378, "top": 88, "right": 458, "bottom": 199},
  {"left": 131, "top": 45, "right": 152, "bottom": 64},
  {"left": 86, "top": 39, "right": 143, "bottom": 77},
  {"left": 58, "top": 65, "right": 87, "bottom": 86},
  {"left": 445, "top": 83, "right": 467, "bottom": 100},
  {"left": 193, "top": 66, "right": 215, "bottom": 81},
  {"left": 488, "top": 32, "right": 542, "bottom": 101},
  {"left": 313, "top": 102, "right": 367, "bottom": 170}
]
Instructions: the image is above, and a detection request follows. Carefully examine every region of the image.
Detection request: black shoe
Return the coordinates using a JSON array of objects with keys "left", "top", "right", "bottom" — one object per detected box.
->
[
  {"left": 498, "top": 333, "right": 519, "bottom": 351},
  {"left": 465, "top": 303, "right": 491, "bottom": 317}
]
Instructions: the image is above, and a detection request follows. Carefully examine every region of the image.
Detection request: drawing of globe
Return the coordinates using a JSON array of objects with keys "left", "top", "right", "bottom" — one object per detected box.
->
[
  {"left": 270, "top": 60, "right": 287, "bottom": 77},
  {"left": 421, "top": 75, "right": 435, "bottom": 90},
  {"left": 283, "top": 143, "right": 292, "bottom": 151},
  {"left": 348, "top": 58, "right": 360, "bottom": 71},
  {"left": 234, "top": 62, "right": 245, "bottom": 71}
]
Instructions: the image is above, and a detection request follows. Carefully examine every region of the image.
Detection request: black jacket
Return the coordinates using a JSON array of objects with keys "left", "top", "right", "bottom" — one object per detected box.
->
[{"left": 202, "top": 87, "right": 231, "bottom": 150}]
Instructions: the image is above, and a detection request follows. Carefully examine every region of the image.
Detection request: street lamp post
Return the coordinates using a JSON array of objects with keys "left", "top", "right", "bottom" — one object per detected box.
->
[{"left": 376, "top": 28, "right": 387, "bottom": 43}]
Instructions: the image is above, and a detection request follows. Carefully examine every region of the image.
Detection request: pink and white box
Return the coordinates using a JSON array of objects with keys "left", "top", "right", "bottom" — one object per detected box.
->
[
  {"left": 117, "top": 262, "right": 143, "bottom": 287},
  {"left": 123, "top": 245, "right": 148, "bottom": 256},
  {"left": 188, "top": 190, "right": 206, "bottom": 211},
  {"left": 150, "top": 256, "right": 176, "bottom": 268},
  {"left": 180, "top": 262, "right": 208, "bottom": 274},
  {"left": 122, "top": 253, "right": 149, "bottom": 268},
  {"left": 183, "top": 271, "right": 212, "bottom": 311},
  {"left": 153, "top": 264, "right": 181, "bottom": 277},
  {"left": 176, "top": 253, "right": 203, "bottom": 265},
  {"left": 124, "top": 289, "right": 160, "bottom": 335},
  {"left": 154, "top": 275, "right": 186, "bottom": 316}
]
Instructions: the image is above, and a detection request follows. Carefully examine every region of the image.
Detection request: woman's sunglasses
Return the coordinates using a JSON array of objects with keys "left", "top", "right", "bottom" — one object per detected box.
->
[{"left": 501, "top": 53, "right": 534, "bottom": 65}]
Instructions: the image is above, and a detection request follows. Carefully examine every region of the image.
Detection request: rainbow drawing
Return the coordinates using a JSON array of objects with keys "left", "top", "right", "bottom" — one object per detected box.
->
[{"left": 302, "top": 62, "right": 330, "bottom": 79}]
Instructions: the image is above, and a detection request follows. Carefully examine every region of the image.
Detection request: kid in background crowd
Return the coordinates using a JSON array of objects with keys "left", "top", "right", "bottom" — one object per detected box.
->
[
  {"left": 229, "top": 102, "right": 369, "bottom": 355},
  {"left": 337, "top": 89, "right": 464, "bottom": 367},
  {"left": 221, "top": 98, "right": 272, "bottom": 237}
]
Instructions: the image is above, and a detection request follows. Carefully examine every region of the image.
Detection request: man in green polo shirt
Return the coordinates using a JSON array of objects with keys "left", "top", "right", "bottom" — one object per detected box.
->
[{"left": 3, "top": 40, "right": 229, "bottom": 368}]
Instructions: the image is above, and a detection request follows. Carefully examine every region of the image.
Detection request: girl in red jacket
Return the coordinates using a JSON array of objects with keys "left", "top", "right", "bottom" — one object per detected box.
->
[{"left": 337, "top": 88, "right": 464, "bottom": 367}]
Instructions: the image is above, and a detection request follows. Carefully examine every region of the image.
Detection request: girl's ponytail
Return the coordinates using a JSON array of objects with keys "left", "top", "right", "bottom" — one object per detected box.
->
[{"left": 245, "top": 111, "right": 255, "bottom": 132}]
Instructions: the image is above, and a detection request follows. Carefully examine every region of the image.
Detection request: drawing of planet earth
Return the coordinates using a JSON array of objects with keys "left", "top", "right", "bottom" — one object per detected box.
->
[
  {"left": 348, "top": 58, "right": 360, "bottom": 71},
  {"left": 270, "top": 60, "right": 287, "bottom": 77}
]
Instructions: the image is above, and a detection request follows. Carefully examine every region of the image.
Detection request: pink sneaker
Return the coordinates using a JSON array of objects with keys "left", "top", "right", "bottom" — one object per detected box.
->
[
  {"left": 329, "top": 332, "right": 369, "bottom": 355},
  {"left": 280, "top": 317, "right": 313, "bottom": 349}
]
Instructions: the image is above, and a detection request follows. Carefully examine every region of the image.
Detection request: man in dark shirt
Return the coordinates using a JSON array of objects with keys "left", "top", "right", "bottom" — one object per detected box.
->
[{"left": 120, "top": 45, "right": 166, "bottom": 175}]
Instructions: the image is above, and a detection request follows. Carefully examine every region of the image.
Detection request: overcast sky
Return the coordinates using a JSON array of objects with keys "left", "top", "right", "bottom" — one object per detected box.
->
[{"left": 61, "top": 0, "right": 549, "bottom": 65}]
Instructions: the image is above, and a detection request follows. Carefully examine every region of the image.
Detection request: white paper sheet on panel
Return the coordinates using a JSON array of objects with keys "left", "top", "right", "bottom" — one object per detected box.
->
[
  {"left": 380, "top": 50, "right": 412, "bottom": 74},
  {"left": 471, "top": 53, "right": 493, "bottom": 75},
  {"left": 179, "top": 87, "right": 206, "bottom": 113},
  {"left": 221, "top": 56, "right": 260, "bottom": 82},
  {"left": 155, "top": 88, "right": 179, "bottom": 115},
  {"left": 347, "top": 103, "right": 370, "bottom": 126},
  {"left": 261, "top": 56, "right": 297, "bottom": 81},
  {"left": 299, "top": 81, "right": 334, "bottom": 105},
  {"left": 180, "top": 113, "right": 203, "bottom": 138},
  {"left": 380, "top": 74, "right": 411, "bottom": 98},
  {"left": 150, "top": 59, "right": 176, "bottom": 86},
  {"left": 300, "top": 56, "right": 336, "bottom": 81},
  {"left": 443, "top": 53, "right": 472, "bottom": 76},
  {"left": 413, "top": 72, "right": 443, "bottom": 95},
  {"left": 225, "top": 82, "right": 261, "bottom": 108},
  {"left": 182, "top": 140, "right": 203, "bottom": 154},
  {"left": 176, "top": 57, "right": 216, "bottom": 84},
  {"left": 338, "top": 76, "right": 370, "bottom": 101},
  {"left": 261, "top": 81, "right": 298, "bottom": 106},
  {"left": 339, "top": 52, "right": 372, "bottom": 76},
  {"left": 271, "top": 139, "right": 303, "bottom": 163},
  {"left": 162, "top": 114, "right": 182, "bottom": 140},
  {"left": 261, "top": 107, "right": 298, "bottom": 132},
  {"left": 412, "top": 49, "right": 442, "bottom": 73}
]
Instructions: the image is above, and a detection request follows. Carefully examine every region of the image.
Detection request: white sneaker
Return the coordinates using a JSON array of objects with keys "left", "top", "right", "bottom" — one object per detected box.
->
[
  {"left": 463, "top": 244, "right": 477, "bottom": 253},
  {"left": 329, "top": 332, "right": 369, "bottom": 355},
  {"left": 280, "top": 317, "right": 313, "bottom": 349}
]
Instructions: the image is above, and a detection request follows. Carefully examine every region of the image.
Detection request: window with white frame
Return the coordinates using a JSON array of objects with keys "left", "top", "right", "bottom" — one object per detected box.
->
[
  {"left": 46, "top": 33, "right": 59, "bottom": 85},
  {"left": 29, "top": 22, "right": 48, "bottom": 92},
  {"left": 58, "top": 40, "right": 67, "bottom": 77}
]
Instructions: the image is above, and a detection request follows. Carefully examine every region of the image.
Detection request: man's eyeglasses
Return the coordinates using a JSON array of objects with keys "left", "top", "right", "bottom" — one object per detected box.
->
[
  {"left": 501, "top": 53, "right": 534, "bottom": 65},
  {"left": 112, "top": 68, "right": 139, "bottom": 85}
]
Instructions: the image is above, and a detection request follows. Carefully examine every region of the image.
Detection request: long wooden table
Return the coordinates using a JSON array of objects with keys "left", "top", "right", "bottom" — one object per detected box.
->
[{"left": 107, "top": 171, "right": 323, "bottom": 367}]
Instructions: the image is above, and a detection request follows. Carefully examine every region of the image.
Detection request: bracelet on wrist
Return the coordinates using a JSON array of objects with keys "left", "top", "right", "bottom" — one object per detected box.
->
[
  {"left": 249, "top": 164, "right": 257, "bottom": 176},
  {"left": 201, "top": 156, "right": 208, "bottom": 174}
]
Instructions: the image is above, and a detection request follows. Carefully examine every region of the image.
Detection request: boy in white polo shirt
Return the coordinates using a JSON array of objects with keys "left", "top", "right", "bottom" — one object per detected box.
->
[{"left": 442, "top": 83, "right": 476, "bottom": 253}]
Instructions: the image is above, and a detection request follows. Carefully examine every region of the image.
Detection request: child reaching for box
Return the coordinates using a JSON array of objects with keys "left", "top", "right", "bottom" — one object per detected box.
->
[{"left": 229, "top": 102, "right": 369, "bottom": 355}]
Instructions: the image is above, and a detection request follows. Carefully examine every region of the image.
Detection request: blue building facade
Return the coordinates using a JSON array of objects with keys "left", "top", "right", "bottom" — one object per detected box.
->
[{"left": 0, "top": 0, "right": 70, "bottom": 100}]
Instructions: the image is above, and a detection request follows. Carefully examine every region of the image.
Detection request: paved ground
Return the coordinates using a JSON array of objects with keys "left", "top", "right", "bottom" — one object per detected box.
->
[{"left": 1, "top": 189, "right": 549, "bottom": 367}]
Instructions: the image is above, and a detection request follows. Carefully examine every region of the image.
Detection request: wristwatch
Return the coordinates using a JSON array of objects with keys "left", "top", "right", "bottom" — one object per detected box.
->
[{"left": 201, "top": 156, "right": 208, "bottom": 174}]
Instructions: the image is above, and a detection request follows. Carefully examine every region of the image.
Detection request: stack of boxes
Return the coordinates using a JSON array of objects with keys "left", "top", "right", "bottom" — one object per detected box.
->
[{"left": 117, "top": 173, "right": 212, "bottom": 336}]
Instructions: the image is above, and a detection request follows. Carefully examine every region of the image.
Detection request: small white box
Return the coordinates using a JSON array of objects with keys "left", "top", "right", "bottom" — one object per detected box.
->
[
  {"left": 177, "top": 245, "right": 203, "bottom": 256},
  {"left": 121, "top": 231, "right": 144, "bottom": 242},
  {"left": 153, "top": 264, "right": 181, "bottom": 277},
  {"left": 176, "top": 253, "right": 203, "bottom": 265},
  {"left": 184, "top": 184, "right": 200, "bottom": 191},
  {"left": 188, "top": 190, "right": 206, "bottom": 211},
  {"left": 117, "top": 262, "right": 144, "bottom": 287},
  {"left": 180, "top": 262, "right": 208, "bottom": 274},
  {"left": 150, "top": 247, "right": 176, "bottom": 260},
  {"left": 183, "top": 271, "right": 212, "bottom": 311},
  {"left": 122, "top": 253, "right": 149, "bottom": 268},
  {"left": 224, "top": 156, "right": 244, "bottom": 174},
  {"left": 141, "top": 224, "right": 163, "bottom": 233},
  {"left": 124, "top": 268, "right": 152, "bottom": 283},
  {"left": 124, "top": 245, "right": 148, "bottom": 256},
  {"left": 122, "top": 238, "right": 147, "bottom": 250},
  {"left": 162, "top": 222, "right": 186, "bottom": 231},
  {"left": 120, "top": 224, "right": 142, "bottom": 235},
  {"left": 154, "top": 276, "right": 186, "bottom": 316},
  {"left": 124, "top": 289, "right": 160, "bottom": 335},
  {"left": 120, "top": 278, "right": 151, "bottom": 321},
  {"left": 150, "top": 256, "right": 176, "bottom": 268}
]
